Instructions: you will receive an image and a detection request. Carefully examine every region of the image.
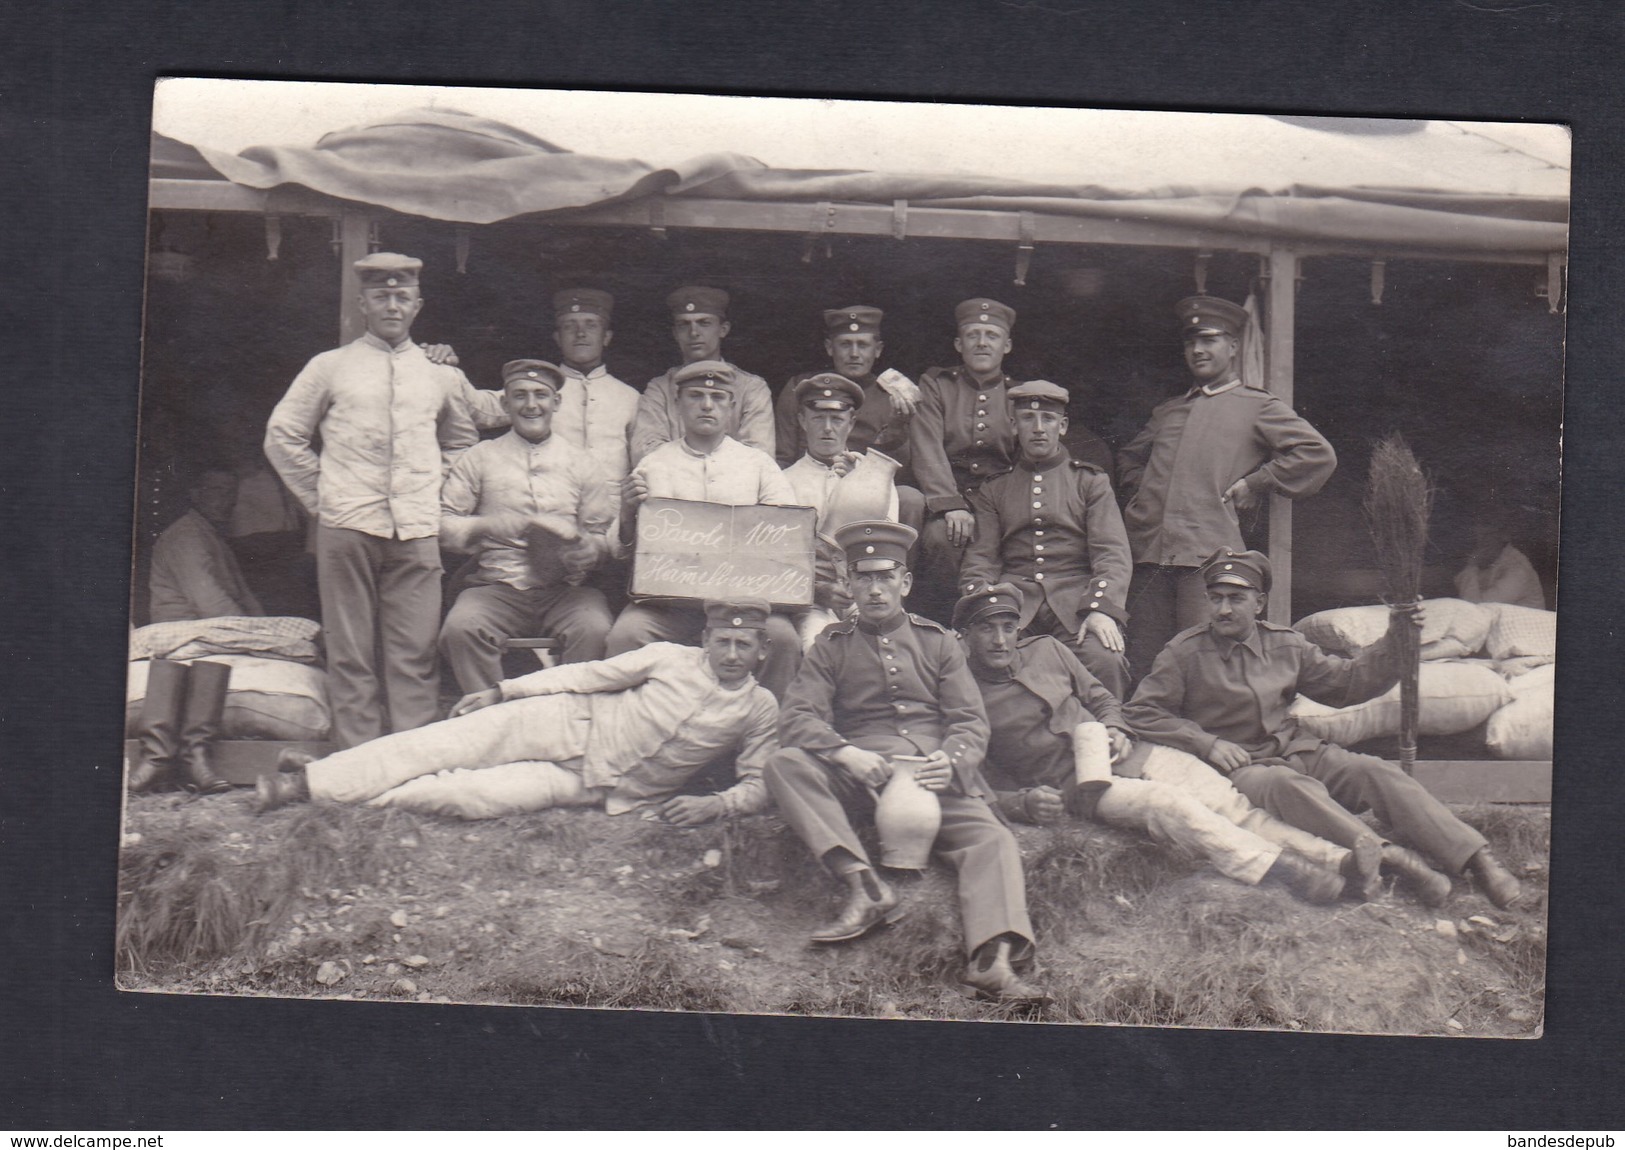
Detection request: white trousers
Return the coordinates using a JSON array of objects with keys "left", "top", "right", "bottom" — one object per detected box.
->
[
  {"left": 1094, "top": 744, "right": 1349, "bottom": 885},
  {"left": 305, "top": 695, "right": 604, "bottom": 819}
]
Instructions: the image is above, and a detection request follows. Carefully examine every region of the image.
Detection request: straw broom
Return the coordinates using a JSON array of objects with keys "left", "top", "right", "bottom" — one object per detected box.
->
[{"left": 1362, "top": 435, "right": 1432, "bottom": 774}]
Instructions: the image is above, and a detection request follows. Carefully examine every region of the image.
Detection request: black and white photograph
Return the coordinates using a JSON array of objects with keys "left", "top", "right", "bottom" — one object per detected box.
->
[{"left": 117, "top": 78, "right": 1566, "bottom": 1036}]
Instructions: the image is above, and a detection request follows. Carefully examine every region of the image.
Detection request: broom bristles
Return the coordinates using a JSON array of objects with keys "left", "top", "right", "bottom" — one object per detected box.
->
[{"left": 1363, "top": 434, "right": 1433, "bottom": 604}]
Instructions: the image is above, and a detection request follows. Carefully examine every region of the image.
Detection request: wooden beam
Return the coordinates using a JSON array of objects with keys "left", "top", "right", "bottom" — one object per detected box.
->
[
  {"left": 147, "top": 177, "right": 269, "bottom": 213},
  {"left": 1264, "top": 246, "right": 1297, "bottom": 625},
  {"left": 337, "top": 207, "right": 375, "bottom": 345}
]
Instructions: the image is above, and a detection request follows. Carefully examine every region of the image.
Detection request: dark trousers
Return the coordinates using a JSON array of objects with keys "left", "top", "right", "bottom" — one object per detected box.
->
[
  {"left": 316, "top": 525, "right": 442, "bottom": 749},
  {"left": 439, "top": 582, "right": 614, "bottom": 693},
  {"left": 765, "top": 742, "right": 1034, "bottom": 956},
  {"left": 1125, "top": 564, "right": 1209, "bottom": 684},
  {"left": 913, "top": 514, "right": 967, "bottom": 624},
  {"left": 1027, "top": 601, "right": 1131, "bottom": 702}
]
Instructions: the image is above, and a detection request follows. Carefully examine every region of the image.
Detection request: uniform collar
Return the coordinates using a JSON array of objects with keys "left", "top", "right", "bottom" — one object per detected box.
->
[
  {"left": 1020, "top": 447, "right": 1071, "bottom": 475},
  {"left": 1210, "top": 623, "right": 1265, "bottom": 660},
  {"left": 678, "top": 435, "right": 731, "bottom": 459},
  {"left": 559, "top": 363, "right": 608, "bottom": 381},
  {"left": 360, "top": 331, "right": 419, "bottom": 356},
  {"left": 857, "top": 609, "right": 909, "bottom": 635},
  {"left": 1187, "top": 375, "right": 1243, "bottom": 398}
]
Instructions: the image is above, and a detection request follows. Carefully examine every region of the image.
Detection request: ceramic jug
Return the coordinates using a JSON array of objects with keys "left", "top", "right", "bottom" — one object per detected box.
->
[
  {"left": 820, "top": 448, "right": 901, "bottom": 536},
  {"left": 876, "top": 755, "right": 942, "bottom": 869}
]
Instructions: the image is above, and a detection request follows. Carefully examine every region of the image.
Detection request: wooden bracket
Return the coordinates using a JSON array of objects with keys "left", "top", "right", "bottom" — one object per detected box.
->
[
  {"left": 892, "top": 199, "right": 908, "bottom": 241},
  {"left": 455, "top": 227, "right": 471, "bottom": 274},
  {"left": 1371, "top": 259, "right": 1386, "bottom": 305},
  {"left": 1544, "top": 253, "right": 1564, "bottom": 313},
  {"left": 1014, "top": 212, "right": 1035, "bottom": 285},
  {"left": 648, "top": 198, "right": 667, "bottom": 240},
  {"left": 803, "top": 201, "right": 835, "bottom": 262},
  {"left": 264, "top": 214, "right": 282, "bottom": 261},
  {"left": 1194, "top": 251, "right": 1212, "bottom": 294}
]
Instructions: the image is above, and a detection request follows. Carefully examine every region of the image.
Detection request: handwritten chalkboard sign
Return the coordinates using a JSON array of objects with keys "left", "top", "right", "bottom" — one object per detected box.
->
[{"left": 630, "top": 498, "right": 817, "bottom": 608}]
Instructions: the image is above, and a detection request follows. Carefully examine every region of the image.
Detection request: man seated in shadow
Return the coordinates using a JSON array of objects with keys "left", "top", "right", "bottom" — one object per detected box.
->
[{"left": 149, "top": 465, "right": 265, "bottom": 623}]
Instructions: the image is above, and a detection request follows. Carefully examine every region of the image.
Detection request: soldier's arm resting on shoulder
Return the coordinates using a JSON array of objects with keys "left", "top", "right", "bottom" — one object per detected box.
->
[
  {"left": 736, "top": 377, "right": 776, "bottom": 458},
  {"left": 436, "top": 371, "right": 482, "bottom": 473}
]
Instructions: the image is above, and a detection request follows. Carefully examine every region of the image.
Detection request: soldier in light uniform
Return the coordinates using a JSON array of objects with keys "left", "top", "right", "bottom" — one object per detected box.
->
[
  {"left": 630, "top": 286, "right": 774, "bottom": 465},
  {"left": 1123, "top": 549, "right": 1525, "bottom": 909},
  {"left": 766, "top": 520, "right": 1047, "bottom": 1005},
  {"left": 960, "top": 379, "right": 1133, "bottom": 701},
  {"left": 437, "top": 359, "right": 618, "bottom": 693},
  {"left": 773, "top": 305, "right": 924, "bottom": 534},
  {"left": 1118, "top": 296, "right": 1337, "bottom": 681},
  {"left": 548, "top": 288, "right": 640, "bottom": 488}
]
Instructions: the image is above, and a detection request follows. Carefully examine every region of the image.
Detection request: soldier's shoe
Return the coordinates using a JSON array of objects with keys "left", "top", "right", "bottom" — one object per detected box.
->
[
  {"left": 253, "top": 769, "right": 310, "bottom": 814},
  {"left": 1467, "top": 847, "right": 1524, "bottom": 910},
  {"left": 809, "top": 871, "right": 904, "bottom": 944},
  {"left": 1340, "top": 833, "right": 1384, "bottom": 901},
  {"left": 1266, "top": 850, "right": 1345, "bottom": 905},
  {"left": 277, "top": 748, "right": 318, "bottom": 773},
  {"left": 1381, "top": 843, "right": 1453, "bottom": 907},
  {"left": 963, "top": 938, "right": 1052, "bottom": 1005}
]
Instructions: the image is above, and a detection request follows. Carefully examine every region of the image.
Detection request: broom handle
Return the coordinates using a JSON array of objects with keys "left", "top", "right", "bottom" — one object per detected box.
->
[{"left": 1394, "top": 600, "right": 1420, "bottom": 774}]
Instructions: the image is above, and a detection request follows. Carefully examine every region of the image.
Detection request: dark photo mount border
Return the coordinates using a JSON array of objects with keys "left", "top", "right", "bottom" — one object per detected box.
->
[{"left": 5, "top": 0, "right": 1622, "bottom": 1131}]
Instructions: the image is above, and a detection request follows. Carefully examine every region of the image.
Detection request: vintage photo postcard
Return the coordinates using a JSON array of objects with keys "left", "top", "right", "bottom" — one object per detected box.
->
[{"left": 119, "top": 78, "right": 1565, "bottom": 1035}]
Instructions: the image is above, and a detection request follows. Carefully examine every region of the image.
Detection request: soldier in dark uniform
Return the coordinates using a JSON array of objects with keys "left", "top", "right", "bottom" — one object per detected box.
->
[
  {"left": 960, "top": 379, "right": 1133, "bottom": 701},
  {"left": 956, "top": 584, "right": 1361, "bottom": 904},
  {"left": 1123, "top": 549, "right": 1525, "bottom": 909},
  {"left": 772, "top": 305, "right": 925, "bottom": 536},
  {"left": 765, "top": 520, "right": 1047, "bottom": 1004}
]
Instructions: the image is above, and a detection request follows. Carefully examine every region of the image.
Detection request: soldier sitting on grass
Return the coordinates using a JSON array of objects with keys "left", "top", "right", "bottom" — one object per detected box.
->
[{"left": 255, "top": 599, "right": 779, "bottom": 826}]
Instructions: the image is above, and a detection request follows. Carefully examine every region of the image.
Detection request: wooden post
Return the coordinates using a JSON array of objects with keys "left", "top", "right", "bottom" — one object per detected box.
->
[
  {"left": 336, "top": 207, "right": 375, "bottom": 344},
  {"left": 1264, "top": 246, "right": 1297, "bottom": 625}
]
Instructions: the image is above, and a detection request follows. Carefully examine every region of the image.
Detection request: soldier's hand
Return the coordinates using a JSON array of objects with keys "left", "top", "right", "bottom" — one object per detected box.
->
[
  {"left": 558, "top": 536, "right": 597, "bottom": 580},
  {"left": 659, "top": 794, "right": 725, "bottom": 827},
  {"left": 1022, "top": 785, "right": 1066, "bottom": 825},
  {"left": 1080, "top": 611, "right": 1126, "bottom": 654},
  {"left": 1108, "top": 728, "right": 1133, "bottom": 764},
  {"left": 419, "top": 342, "right": 461, "bottom": 367},
  {"left": 1207, "top": 739, "right": 1252, "bottom": 776},
  {"left": 451, "top": 687, "right": 502, "bottom": 717},
  {"left": 484, "top": 511, "right": 532, "bottom": 541},
  {"left": 914, "top": 750, "right": 954, "bottom": 793},
  {"left": 830, "top": 451, "right": 860, "bottom": 479},
  {"left": 1223, "top": 478, "right": 1259, "bottom": 511},
  {"left": 832, "top": 745, "right": 892, "bottom": 789},
  {"left": 621, "top": 471, "right": 651, "bottom": 507},
  {"left": 1388, "top": 600, "right": 1427, "bottom": 633},
  {"left": 943, "top": 509, "right": 975, "bottom": 549}
]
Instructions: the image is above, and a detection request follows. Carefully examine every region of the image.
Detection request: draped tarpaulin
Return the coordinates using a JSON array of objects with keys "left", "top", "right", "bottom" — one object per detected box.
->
[{"left": 154, "top": 107, "right": 1568, "bottom": 255}]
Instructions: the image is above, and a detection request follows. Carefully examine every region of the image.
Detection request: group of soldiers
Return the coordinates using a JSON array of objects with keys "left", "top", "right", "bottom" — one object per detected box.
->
[{"left": 144, "top": 250, "right": 1527, "bottom": 1006}]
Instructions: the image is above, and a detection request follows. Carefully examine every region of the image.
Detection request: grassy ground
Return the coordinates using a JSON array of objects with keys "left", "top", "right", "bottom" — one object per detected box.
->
[{"left": 115, "top": 790, "right": 1548, "bottom": 1035}]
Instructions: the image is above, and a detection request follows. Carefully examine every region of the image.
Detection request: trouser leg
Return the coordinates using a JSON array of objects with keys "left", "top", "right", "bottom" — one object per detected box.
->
[
  {"left": 895, "top": 485, "right": 926, "bottom": 538},
  {"left": 1094, "top": 777, "right": 1279, "bottom": 885},
  {"left": 1294, "top": 745, "right": 1488, "bottom": 874},
  {"left": 757, "top": 613, "right": 803, "bottom": 701},
  {"left": 1125, "top": 564, "right": 1177, "bottom": 684},
  {"left": 306, "top": 694, "right": 591, "bottom": 805},
  {"left": 763, "top": 747, "right": 872, "bottom": 864},
  {"left": 375, "top": 536, "right": 443, "bottom": 735},
  {"left": 441, "top": 583, "right": 534, "bottom": 694},
  {"left": 1171, "top": 566, "right": 1211, "bottom": 631},
  {"left": 605, "top": 602, "right": 698, "bottom": 656},
  {"left": 536, "top": 585, "right": 614, "bottom": 665},
  {"left": 934, "top": 794, "right": 1034, "bottom": 957},
  {"left": 316, "top": 525, "right": 385, "bottom": 749},
  {"left": 367, "top": 759, "right": 602, "bottom": 819},
  {"left": 1031, "top": 602, "right": 1129, "bottom": 702},
  {"left": 912, "top": 514, "right": 965, "bottom": 623},
  {"left": 1138, "top": 745, "right": 1350, "bottom": 871},
  {"left": 1230, "top": 762, "right": 1376, "bottom": 852}
]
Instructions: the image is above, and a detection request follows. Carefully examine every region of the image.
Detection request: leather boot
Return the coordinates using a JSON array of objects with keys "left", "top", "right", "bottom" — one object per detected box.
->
[
  {"left": 254, "top": 768, "right": 310, "bottom": 813},
  {"left": 176, "top": 660, "right": 233, "bottom": 795},
  {"left": 1339, "top": 833, "right": 1384, "bottom": 901},
  {"left": 1265, "top": 850, "right": 1345, "bottom": 905},
  {"left": 127, "top": 659, "right": 186, "bottom": 793},
  {"left": 1467, "top": 847, "right": 1524, "bottom": 910},
  {"left": 1381, "top": 843, "right": 1453, "bottom": 907},
  {"left": 963, "top": 937, "right": 1052, "bottom": 1005},
  {"left": 809, "top": 867, "right": 904, "bottom": 944}
]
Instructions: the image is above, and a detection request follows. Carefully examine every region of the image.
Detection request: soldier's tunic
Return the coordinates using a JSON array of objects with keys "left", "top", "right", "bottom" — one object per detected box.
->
[
  {"left": 1117, "top": 379, "right": 1336, "bottom": 678},
  {"left": 774, "top": 371, "right": 913, "bottom": 470},
  {"left": 766, "top": 610, "right": 1034, "bottom": 956},
  {"left": 630, "top": 362, "right": 774, "bottom": 465},
  {"left": 1123, "top": 619, "right": 1489, "bottom": 873},
  {"left": 972, "top": 636, "right": 1346, "bottom": 883},
  {"left": 961, "top": 450, "right": 1133, "bottom": 699}
]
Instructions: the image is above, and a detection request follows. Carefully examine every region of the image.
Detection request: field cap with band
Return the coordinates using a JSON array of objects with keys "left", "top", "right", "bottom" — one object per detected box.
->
[
  {"left": 1200, "top": 547, "right": 1272, "bottom": 593},
  {"left": 704, "top": 598, "right": 771, "bottom": 631},
  {"left": 952, "top": 582, "right": 1025, "bottom": 630},
  {"left": 1006, "top": 379, "right": 1069, "bottom": 412},
  {"left": 954, "top": 298, "right": 1016, "bottom": 332},
  {"left": 824, "top": 305, "right": 883, "bottom": 334},
  {"left": 355, "top": 252, "right": 422, "bottom": 287},
  {"left": 795, "top": 372, "right": 865, "bottom": 409},
  {"left": 501, "top": 360, "right": 565, "bottom": 393},
  {"left": 671, "top": 359, "right": 737, "bottom": 394},
  {"left": 553, "top": 288, "right": 613, "bottom": 320},
  {"left": 1176, "top": 295, "right": 1248, "bottom": 339},
  {"left": 668, "top": 286, "right": 730, "bottom": 319},
  {"left": 835, "top": 519, "right": 918, "bottom": 573}
]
